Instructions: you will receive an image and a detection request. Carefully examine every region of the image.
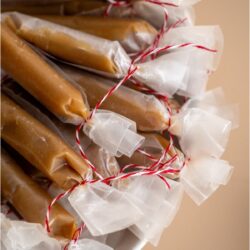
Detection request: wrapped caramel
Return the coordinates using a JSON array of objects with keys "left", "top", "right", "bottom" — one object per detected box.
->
[
  {"left": 1, "top": 94, "right": 89, "bottom": 190},
  {"left": 1, "top": 20, "right": 143, "bottom": 157},
  {"left": 37, "top": 15, "right": 157, "bottom": 53},
  {"left": 1, "top": 149, "right": 77, "bottom": 239},
  {"left": 3, "top": 81, "right": 120, "bottom": 179},
  {"left": 4, "top": 12, "right": 131, "bottom": 77},
  {"left": 118, "top": 133, "right": 184, "bottom": 179},
  {"left": 2, "top": 0, "right": 107, "bottom": 15},
  {"left": 61, "top": 65, "right": 172, "bottom": 132},
  {"left": 1, "top": 21, "right": 89, "bottom": 124}
]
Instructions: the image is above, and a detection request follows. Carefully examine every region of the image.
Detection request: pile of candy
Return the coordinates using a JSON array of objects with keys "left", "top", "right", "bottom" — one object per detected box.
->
[{"left": 1, "top": 0, "right": 238, "bottom": 249}]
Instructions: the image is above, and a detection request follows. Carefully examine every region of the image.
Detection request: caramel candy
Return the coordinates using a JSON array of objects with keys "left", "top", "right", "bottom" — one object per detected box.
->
[
  {"left": 62, "top": 65, "right": 171, "bottom": 132},
  {"left": 1, "top": 21, "right": 89, "bottom": 124},
  {"left": 6, "top": 12, "right": 130, "bottom": 76},
  {"left": 2, "top": 4, "right": 64, "bottom": 15},
  {"left": 62, "top": 0, "right": 108, "bottom": 15},
  {"left": 37, "top": 15, "right": 157, "bottom": 52},
  {"left": 1, "top": 0, "right": 107, "bottom": 15},
  {"left": 1, "top": 94, "right": 88, "bottom": 190},
  {"left": 1, "top": 149, "right": 77, "bottom": 239},
  {"left": 118, "top": 133, "right": 184, "bottom": 179}
]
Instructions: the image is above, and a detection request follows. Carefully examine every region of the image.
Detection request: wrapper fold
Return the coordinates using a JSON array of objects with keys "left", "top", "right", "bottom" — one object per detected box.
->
[
  {"left": 1, "top": 213, "right": 61, "bottom": 250},
  {"left": 117, "top": 176, "right": 183, "bottom": 246},
  {"left": 68, "top": 182, "right": 143, "bottom": 236},
  {"left": 169, "top": 88, "right": 238, "bottom": 158}
]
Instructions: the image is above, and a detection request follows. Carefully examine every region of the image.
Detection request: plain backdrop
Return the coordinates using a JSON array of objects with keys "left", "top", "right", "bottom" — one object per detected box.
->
[{"left": 145, "top": 0, "right": 249, "bottom": 249}]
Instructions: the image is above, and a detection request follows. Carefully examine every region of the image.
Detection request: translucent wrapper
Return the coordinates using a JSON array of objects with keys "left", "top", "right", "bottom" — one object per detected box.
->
[
  {"left": 48, "top": 183, "right": 82, "bottom": 227},
  {"left": 118, "top": 176, "right": 183, "bottom": 246},
  {"left": 85, "top": 144, "right": 121, "bottom": 178},
  {"left": 68, "top": 239, "right": 113, "bottom": 250},
  {"left": 180, "top": 157, "right": 233, "bottom": 205},
  {"left": 39, "top": 107, "right": 121, "bottom": 178},
  {"left": 1, "top": 20, "right": 89, "bottom": 125},
  {"left": 1, "top": 214, "right": 61, "bottom": 250},
  {"left": 118, "top": 133, "right": 184, "bottom": 179},
  {"left": 2, "top": 21, "right": 142, "bottom": 157},
  {"left": 1, "top": 149, "right": 77, "bottom": 239},
  {"left": 37, "top": 15, "right": 157, "bottom": 53},
  {"left": 134, "top": 49, "right": 190, "bottom": 97},
  {"left": 135, "top": 45, "right": 221, "bottom": 97},
  {"left": 48, "top": 159, "right": 142, "bottom": 248},
  {"left": 170, "top": 89, "right": 238, "bottom": 158},
  {"left": 1, "top": 94, "right": 88, "bottom": 190},
  {"left": 106, "top": 229, "right": 146, "bottom": 250},
  {"left": 158, "top": 25, "right": 224, "bottom": 71},
  {"left": 65, "top": 0, "right": 197, "bottom": 30},
  {"left": 1, "top": 203, "right": 20, "bottom": 221},
  {"left": 39, "top": 107, "right": 120, "bottom": 179},
  {"left": 62, "top": 65, "right": 171, "bottom": 132},
  {"left": 83, "top": 110, "right": 145, "bottom": 157},
  {"left": 132, "top": 1, "right": 196, "bottom": 29},
  {"left": 68, "top": 182, "right": 143, "bottom": 236},
  {"left": 180, "top": 87, "right": 239, "bottom": 129},
  {"left": 5, "top": 12, "right": 131, "bottom": 78},
  {"left": 48, "top": 184, "right": 108, "bottom": 244}
]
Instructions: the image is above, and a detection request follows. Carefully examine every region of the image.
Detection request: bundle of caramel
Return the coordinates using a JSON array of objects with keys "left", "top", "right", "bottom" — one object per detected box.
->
[
  {"left": 1, "top": 21, "right": 145, "bottom": 158},
  {"left": 0, "top": 2, "right": 237, "bottom": 249},
  {"left": 2, "top": 79, "right": 121, "bottom": 180},
  {"left": 1, "top": 0, "right": 197, "bottom": 30},
  {"left": 1, "top": 149, "right": 77, "bottom": 239}
]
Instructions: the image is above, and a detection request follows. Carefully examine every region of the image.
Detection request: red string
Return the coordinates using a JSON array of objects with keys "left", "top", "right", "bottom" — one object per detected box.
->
[
  {"left": 45, "top": 0, "right": 218, "bottom": 241},
  {"left": 44, "top": 164, "right": 181, "bottom": 234}
]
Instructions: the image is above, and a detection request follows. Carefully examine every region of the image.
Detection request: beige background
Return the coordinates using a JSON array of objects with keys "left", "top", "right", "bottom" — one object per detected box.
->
[{"left": 145, "top": 0, "right": 249, "bottom": 249}]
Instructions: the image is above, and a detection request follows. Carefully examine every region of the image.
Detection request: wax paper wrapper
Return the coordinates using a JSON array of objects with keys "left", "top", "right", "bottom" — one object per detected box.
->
[
  {"left": 116, "top": 176, "right": 183, "bottom": 246},
  {"left": 1, "top": 213, "right": 61, "bottom": 250},
  {"left": 4, "top": 12, "right": 131, "bottom": 78},
  {"left": 68, "top": 182, "right": 143, "bottom": 236},
  {"left": 170, "top": 88, "right": 238, "bottom": 158}
]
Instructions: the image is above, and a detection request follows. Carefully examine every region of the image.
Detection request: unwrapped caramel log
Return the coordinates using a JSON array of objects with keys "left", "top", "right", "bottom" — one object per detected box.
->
[
  {"left": 1, "top": 149, "right": 77, "bottom": 239},
  {"left": 1, "top": 94, "right": 88, "bottom": 190},
  {"left": 1, "top": 21, "right": 89, "bottom": 124},
  {"left": 5, "top": 12, "right": 130, "bottom": 76},
  {"left": 62, "top": 65, "right": 171, "bottom": 131},
  {"left": 37, "top": 15, "right": 157, "bottom": 53}
]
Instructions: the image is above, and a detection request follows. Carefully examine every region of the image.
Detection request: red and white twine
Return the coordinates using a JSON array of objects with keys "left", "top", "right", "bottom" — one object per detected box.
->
[{"left": 45, "top": 0, "right": 218, "bottom": 245}]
